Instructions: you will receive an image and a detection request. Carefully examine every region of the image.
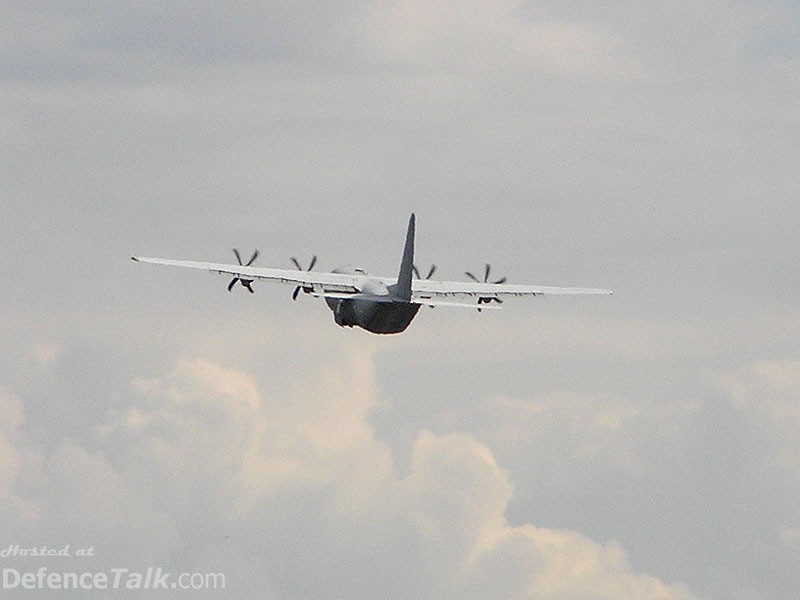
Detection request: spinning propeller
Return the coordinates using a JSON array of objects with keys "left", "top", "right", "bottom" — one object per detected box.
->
[
  {"left": 290, "top": 255, "right": 317, "bottom": 300},
  {"left": 465, "top": 263, "right": 506, "bottom": 309},
  {"left": 227, "top": 249, "right": 258, "bottom": 293},
  {"left": 412, "top": 264, "right": 437, "bottom": 279}
]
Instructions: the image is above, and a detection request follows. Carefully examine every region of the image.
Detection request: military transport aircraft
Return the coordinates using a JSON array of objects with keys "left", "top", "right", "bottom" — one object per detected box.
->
[{"left": 132, "top": 214, "right": 611, "bottom": 334}]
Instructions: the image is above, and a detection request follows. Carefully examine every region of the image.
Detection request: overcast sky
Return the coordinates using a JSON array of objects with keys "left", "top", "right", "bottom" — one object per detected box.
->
[{"left": 2, "top": 1, "right": 800, "bottom": 598}]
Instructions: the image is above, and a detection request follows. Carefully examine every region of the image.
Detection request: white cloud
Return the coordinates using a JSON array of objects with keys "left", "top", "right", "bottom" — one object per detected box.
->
[
  {"left": 0, "top": 357, "right": 696, "bottom": 598},
  {"left": 519, "top": 526, "right": 694, "bottom": 600},
  {"left": 98, "top": 352, "right": 395, "bottom": 518},
  {"left": 404, "top": 430, "right": 512, "bottom": 556},
  {"left": 402, "top": 430, "right": 694, "bottom": 599}
]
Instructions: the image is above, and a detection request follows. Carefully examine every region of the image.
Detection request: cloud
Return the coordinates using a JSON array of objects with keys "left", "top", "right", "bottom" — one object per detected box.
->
[
  {"left": 372, "top": 333, "right": 800, "bottom": 600},
  {"left": 362, "top": 0, "right": 630, "bottom": 79},
  {"left": 96, "top": 354, "right": 392, "bottom": 517},
  {"left": 40, "top": 441, "right": 181, "bottom": 566},
  {"left": 0, "top": 2, "right": 370, "bottom": 83},
  {"left": 403, "top": 430, "right": 695, "bottom": 599},
  {"left": 404, "top": 431, "right": 512, "bottom": 557},
  {"left": 466, "top": 525, "right": 694, "bottom": 600},
  {"left": 715, "top": 359, "right": 800, "bottom": 470},
  {"left": 0, "top": 356, "right": 696, "bottom": 598},
  {"left": 446, "top": 391, "right": 675, "bottom": 477}
]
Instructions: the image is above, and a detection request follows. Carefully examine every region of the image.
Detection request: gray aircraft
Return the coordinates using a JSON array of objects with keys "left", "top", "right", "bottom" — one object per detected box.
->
[{"left": 133, "top": 214, "right": 611, "bottom": 334}]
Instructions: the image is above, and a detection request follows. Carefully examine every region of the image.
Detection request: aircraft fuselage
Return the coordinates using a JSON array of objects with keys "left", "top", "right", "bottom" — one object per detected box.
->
[{"left": 324, "top": 266, "right": 421, "bottom": 334}]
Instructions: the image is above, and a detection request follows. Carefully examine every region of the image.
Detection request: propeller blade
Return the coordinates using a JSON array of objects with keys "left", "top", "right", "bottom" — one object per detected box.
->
[
  {"left": 415, "top": 264, "right": 437, "bottom": 279},
  {"left": 289, "top": 256, "right": 317, "bottom": 300},
  {"left": 228, "top": 249, "right": 259, "bottom": 293},
  {"left": 469, "top": 263, "right": 506, "bottom": 286},
  {"left": 291, "top": 255, "right": 318, "bottom": 271}
]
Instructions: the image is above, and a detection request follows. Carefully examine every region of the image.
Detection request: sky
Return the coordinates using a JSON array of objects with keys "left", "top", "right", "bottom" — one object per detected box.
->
[{"left": 1, "top": 1, "right": 800, "bottom": 598}]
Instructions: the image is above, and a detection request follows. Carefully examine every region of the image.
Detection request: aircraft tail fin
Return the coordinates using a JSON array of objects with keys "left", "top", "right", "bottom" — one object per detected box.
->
[{"left": 388, "top": 213, "right": 415, "bottom": 301}]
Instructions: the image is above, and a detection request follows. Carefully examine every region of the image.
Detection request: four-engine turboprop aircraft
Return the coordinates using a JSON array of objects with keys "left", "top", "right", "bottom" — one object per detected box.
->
[{"left": 132, "top": 214, "right": 612, "bottom": 334}]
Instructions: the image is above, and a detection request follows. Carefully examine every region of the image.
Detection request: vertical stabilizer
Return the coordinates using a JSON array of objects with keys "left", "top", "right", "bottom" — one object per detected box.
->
[{"left": 388, "top": 213, "right": 415, "bottom": 301}]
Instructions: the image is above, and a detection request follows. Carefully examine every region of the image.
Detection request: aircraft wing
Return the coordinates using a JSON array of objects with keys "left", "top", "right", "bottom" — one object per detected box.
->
[
  {"left": 131, "top": 256, "right": 612, "bottom": 305},
  {"left": 131, "top": 256, "right": 361, "bottom": 293},
  {"left": 409, "top": 278, "right": 612, "bottom": 306}
]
